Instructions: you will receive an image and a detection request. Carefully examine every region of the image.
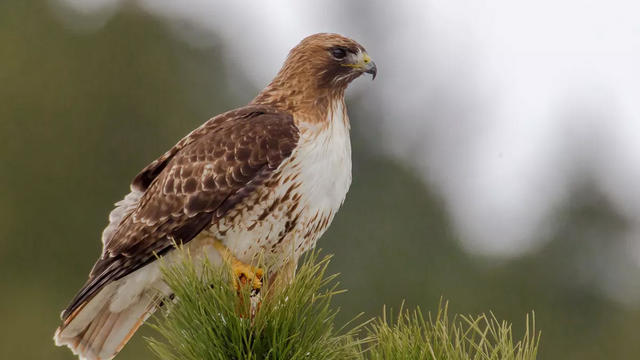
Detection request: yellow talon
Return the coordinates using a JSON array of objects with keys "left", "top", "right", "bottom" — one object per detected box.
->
[
  {"left": 211, "top": 240, "right": 263, "bottom": 292},
  {"left": 232, "top": 260, "right": 263, "bottom": 291}
]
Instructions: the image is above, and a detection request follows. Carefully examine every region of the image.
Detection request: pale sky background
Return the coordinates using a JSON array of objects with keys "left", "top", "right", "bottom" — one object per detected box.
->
[{"left": 52, "top": 0, "right": 640, "bottom": 303}]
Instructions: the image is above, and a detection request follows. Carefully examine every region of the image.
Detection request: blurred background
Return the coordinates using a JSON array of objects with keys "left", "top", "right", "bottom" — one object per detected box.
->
[{"left": 2, "top": 0, "right": 640, "bottom": 358}]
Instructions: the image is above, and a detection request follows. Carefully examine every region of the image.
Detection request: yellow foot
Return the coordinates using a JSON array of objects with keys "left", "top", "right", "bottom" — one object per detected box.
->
[
  {"left": 211, "top": 240, "right": 263, "bottom": 293},
  {"left": 231, "top": 259, "right": 264, "bottom": 292}
]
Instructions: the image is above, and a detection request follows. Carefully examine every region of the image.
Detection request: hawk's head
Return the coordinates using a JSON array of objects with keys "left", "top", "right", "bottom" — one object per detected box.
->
[
  {"left": 275, "top": 33, "right": 376, "bottom": 89},
  {"left": 253, "top": 33, "right": 376, "bottom": 114}
]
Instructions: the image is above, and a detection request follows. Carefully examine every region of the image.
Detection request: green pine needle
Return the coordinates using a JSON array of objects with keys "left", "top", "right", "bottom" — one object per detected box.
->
[
  {"left": 365, "top": 302, "right": 539, "bottom": 360},
  {"left": 147, "top": 248, "right": 365, "bottom": 360},
  {"left": 146, "top": 248, "right": 539, "bottom": 360}
]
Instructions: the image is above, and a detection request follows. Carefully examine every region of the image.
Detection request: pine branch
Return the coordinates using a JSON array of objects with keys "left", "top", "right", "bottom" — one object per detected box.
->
[
  {"left": 366, "top": 303, "right": 539, "bottom": 360},
  {"left": 147, "top": 249, "right": 365, "bottom": 360},
  {"left": 146, "top": 248, "right": 539, "bottom": 360}
]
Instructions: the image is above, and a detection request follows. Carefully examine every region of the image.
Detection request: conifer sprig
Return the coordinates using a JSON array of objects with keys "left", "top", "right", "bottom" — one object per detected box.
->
[
  {"left": 148, "top": 249, "right": 365, "bottom": 360},
  {"left": 147, "top": 248, "right": 539, "bottom": 360}
]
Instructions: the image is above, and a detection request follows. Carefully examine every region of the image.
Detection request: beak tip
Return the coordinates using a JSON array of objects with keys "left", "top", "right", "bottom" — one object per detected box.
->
[{"left": 365, "top": 61, "right": 377, "bottom": 80}]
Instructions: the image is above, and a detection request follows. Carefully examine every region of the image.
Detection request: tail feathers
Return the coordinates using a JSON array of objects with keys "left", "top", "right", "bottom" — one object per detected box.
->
[{"left": 54, "top": 287, "right": 157, "bottom": 360}]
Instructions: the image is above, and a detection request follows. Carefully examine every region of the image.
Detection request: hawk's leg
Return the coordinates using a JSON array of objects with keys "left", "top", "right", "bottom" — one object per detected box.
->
[
  {"left": 211, "top": 240, "right": 264, "bottom": 293},
  {"left": 267, "top": 256, "right": 298, "bottom": 290}
]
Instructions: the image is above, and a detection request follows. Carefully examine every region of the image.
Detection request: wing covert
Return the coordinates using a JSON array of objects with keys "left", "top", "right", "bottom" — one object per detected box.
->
[{"left": 62, "top": 106, "right": 299, "bottom": 320}]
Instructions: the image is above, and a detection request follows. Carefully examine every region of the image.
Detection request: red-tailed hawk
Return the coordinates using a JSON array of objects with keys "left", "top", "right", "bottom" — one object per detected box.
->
[{"left": 54, "top": 33, "right": 376, "bottom": 360}]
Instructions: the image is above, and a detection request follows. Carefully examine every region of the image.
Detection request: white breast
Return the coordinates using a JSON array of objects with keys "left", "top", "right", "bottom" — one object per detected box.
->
[{"left": 296, "top": 100, "right": 352, "bottom": 214}]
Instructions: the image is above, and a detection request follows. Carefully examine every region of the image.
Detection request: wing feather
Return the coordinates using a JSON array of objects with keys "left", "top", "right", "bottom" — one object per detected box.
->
[{"left": 61, "top": 105, "right": 299, "bottom": 320}]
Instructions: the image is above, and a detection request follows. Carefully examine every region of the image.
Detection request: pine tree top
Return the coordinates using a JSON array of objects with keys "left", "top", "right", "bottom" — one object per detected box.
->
[{"left": 147, "top": 248, "right": 539, "bottom": 360}]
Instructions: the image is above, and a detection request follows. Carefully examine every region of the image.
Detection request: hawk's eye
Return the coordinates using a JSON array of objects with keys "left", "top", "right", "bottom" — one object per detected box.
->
[{"left": 330, "top": 47, "right": 347, "bottom": 60}]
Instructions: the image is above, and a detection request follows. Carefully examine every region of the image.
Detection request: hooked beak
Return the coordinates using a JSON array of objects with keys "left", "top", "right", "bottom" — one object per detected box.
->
[
  {"left": 342, "top": 52, "right": 377, "bottom": 80},
  {"left": 361, "top": 53, "right": 377, "bottom": 80}
]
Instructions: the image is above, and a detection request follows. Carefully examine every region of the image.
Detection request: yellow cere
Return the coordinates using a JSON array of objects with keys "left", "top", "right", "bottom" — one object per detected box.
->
[{"left": 341, "top": 52, "right": 371, "bottom": 69}]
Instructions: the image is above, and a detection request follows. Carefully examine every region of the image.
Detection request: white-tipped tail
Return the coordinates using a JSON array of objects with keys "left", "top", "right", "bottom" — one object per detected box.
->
[{"left": 54, "top": 283, "right": 158, "bottom": 360}]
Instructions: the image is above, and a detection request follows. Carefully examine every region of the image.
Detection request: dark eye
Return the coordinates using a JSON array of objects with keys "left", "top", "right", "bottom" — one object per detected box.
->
[{"left": 330, "top": 47, "right": 347, "bottom": 60}]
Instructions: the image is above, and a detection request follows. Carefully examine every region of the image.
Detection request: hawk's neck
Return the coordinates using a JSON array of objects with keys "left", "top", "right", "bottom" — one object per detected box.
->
[{"left": 251, "top": 77, "right": 347, "bottom": 128}]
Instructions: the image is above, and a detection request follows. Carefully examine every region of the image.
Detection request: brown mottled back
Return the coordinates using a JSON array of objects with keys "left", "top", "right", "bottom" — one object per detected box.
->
[{"left": 62, "top": 106, "right": 299, "bottom": 319}]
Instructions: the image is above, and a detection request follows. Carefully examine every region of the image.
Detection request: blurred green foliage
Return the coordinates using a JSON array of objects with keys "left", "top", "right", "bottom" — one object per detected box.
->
[{"left": 1, "top": 1, "right": 639, "bottom": 359}]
